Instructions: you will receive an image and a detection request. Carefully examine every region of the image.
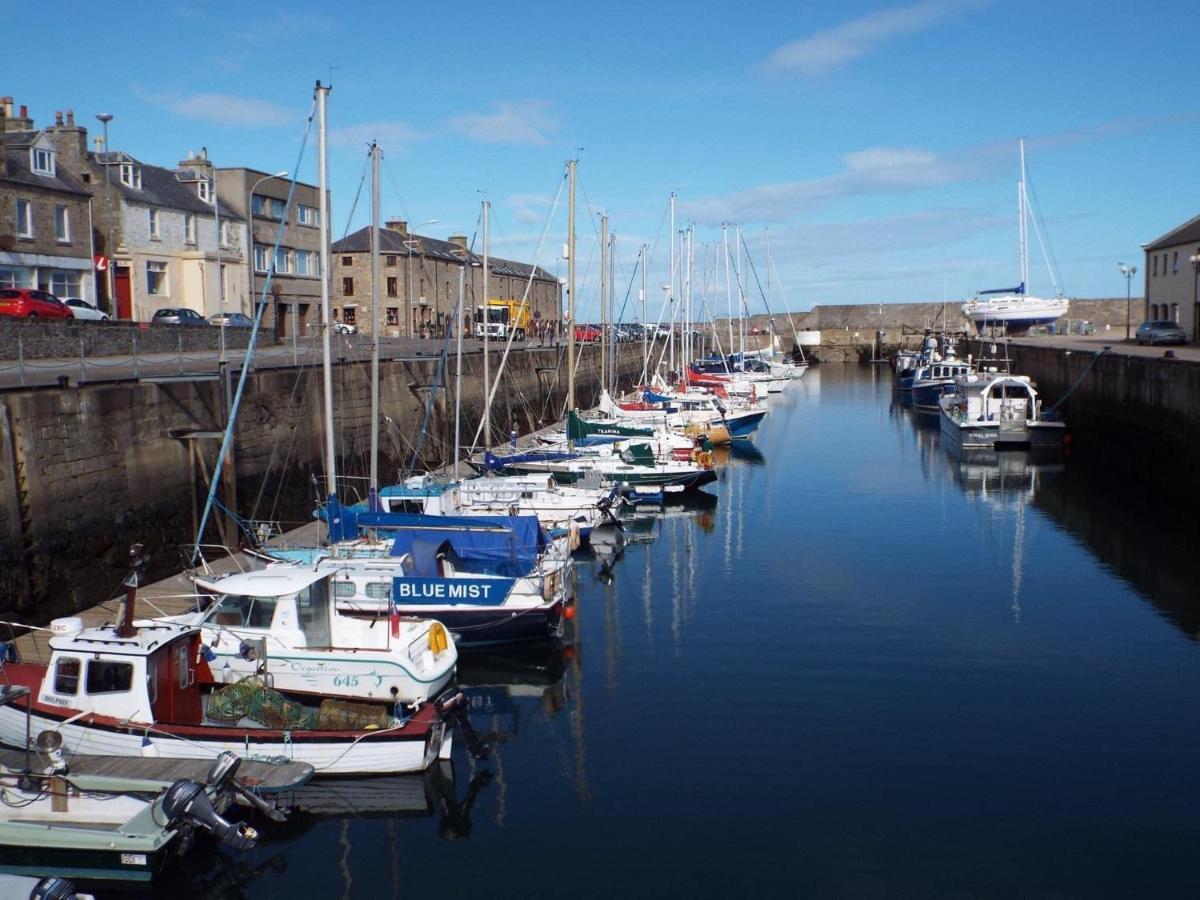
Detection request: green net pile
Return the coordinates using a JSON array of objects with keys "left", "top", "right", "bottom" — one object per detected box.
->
[{"left": 206, "top": 678, "right": 392, "bottom": 731}]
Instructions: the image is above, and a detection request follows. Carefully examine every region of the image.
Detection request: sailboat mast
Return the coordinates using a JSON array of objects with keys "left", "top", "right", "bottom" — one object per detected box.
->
[
  {"left": 641, "top": 243, "right": 648, "bottom": 378},
  {"left": 735, "top": 223, "right": 744, "bottom": 358},
  {"left": 1018, "top": 138, "right": 1028, "bottom": 292},
  {"left": 482, "top": 199, "right": 490, "bottom": 449},
  {"left": 724, "top": 223, "right": 733, "bottom": 361},
  {"left": 454, "top": 261, "right": 465, "bottom": 479},
  {"left": 599, "top": 213, "right": 608, "bottom": 397},
  {"left": 368, "top": 142, "right": 381, "bottom": 505},
  {"left": 567, "top": 160, "right": 576, "bottom": 414},
  {"left": 316, "top": 81, "right": 336, "bottom": 503},
  {"left": 668, "top": 193, "right": 676, "bottom": 376}
]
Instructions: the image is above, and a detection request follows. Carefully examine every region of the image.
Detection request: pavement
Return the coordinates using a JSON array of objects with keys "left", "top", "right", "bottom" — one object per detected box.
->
[{"left": 1010, "top": 331, "right": 1200, "bottom": 361}]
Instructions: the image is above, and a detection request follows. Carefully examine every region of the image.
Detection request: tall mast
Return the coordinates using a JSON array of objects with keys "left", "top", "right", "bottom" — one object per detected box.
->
[
  {"left": 454, "top": 260, "right": 465, "bottom": 478},
  {"left": 599, "top": 212, "right": 608, "bottom": 397},
  {"left": 641, "top": 243, "right": 648, "bottom": 379},
  {"left": 1018, "top": 138, "right": 1028, "bottom": 292},
  {"left": 735, "top": 223, "right": 744, "bottom": 358},
  {"left": 316, "top": 81, "right": 336, "bottom": 504},
  {"left": 567, "top": 160, "right": 576, "bottom": 414},
  {"left": 482, "top": 199, "right": 490, "bottom": 449},
  {"left": 668, "top": 193, "right": 676, "bottom": 376},
  {"left": 368, "top": 141, "right": 381, "bottom": 507},
  {"left": 724, "top": 223, "right": 733, "bottom": 362}
]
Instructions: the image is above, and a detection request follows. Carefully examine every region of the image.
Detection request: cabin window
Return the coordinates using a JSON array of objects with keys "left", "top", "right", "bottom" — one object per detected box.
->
[
  {"left": 54, "top": 657, "right": 81, "bottom": 695},
  {"left": 333, "top": 581, "right": 356, "bottom": 599},
  {"left": 365, "top": 581, "right": 390, "bottom": 600},
  {"left": 297, "top": 580, "right": 331, "bottom": 647},
  {"left": 86, "top": 660, "right": 133, "bottom": 694},
  {"left": 209, "top": 594, "right": 276, "bottom": 628}
]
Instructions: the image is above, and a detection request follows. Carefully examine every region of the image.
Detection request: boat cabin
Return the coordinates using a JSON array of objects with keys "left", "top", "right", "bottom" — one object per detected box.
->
[
  {"left": 34, "top": 623, "right": 208, "bottom": 726},
  {"left": 951, "top": 373, "right": 1042, "bottom": 424}
]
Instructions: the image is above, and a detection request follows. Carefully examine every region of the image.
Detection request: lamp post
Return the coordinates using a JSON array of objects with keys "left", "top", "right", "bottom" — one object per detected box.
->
[
  {"left": 245, "top": 171, "right": 289, "bottom": 335},
  {"left": 1118, "top": 263, "right": 1137, "bottom": 341},
  {"left": 95, "top": 113, "right": 114, "bottom": 315},
  {"left": 1191, "top": 253, "right": 1200, "bottom": 342},
  {"left": 404, "top": 219, "right": 437, "bottom": 339}
]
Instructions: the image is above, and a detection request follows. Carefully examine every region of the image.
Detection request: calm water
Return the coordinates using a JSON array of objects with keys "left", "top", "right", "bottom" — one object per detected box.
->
[{"left": 134, "top": 366, "right": 1199, "bottom": 898}]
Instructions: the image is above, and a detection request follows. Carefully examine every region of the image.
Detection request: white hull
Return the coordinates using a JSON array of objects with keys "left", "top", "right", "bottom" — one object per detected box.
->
[{"left": 0, "top": 703, "right": 449, "bottom": 778}]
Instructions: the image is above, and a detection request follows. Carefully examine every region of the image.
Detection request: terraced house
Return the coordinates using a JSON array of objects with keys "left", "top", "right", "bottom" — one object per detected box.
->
[{"left": 0, "top": 99, "right": 95, "bottom": 303}]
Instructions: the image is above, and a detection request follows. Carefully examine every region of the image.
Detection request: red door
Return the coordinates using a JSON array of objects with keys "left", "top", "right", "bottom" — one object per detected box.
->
[
  {"left": 114, "top": 265, "right": 132, "bottom": 320},
  {"left": 150, "top": 636, "right": 202, "bottom": 724}
]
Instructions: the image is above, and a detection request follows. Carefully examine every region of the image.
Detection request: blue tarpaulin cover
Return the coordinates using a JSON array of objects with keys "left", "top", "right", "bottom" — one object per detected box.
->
[{"left": 350, "top": 513, "right": 551, "bottom": 577}]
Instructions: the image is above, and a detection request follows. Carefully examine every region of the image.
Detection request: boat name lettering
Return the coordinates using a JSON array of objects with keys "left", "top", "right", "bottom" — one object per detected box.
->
[
  {"left": 394, "top": 580, "right": 493, "bottom": 600},
  {"left": 333, "top": 674, "right": 360, "bottom": 687}
]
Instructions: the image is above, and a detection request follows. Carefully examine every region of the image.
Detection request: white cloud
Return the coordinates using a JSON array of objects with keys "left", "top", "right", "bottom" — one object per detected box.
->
[
  {"left": 133, "top": 86, "right": 301, "bottom": 128},
  {"left": 685, "top": 142, "right": 1006, "bottom": 223},
  {"left": 762, "top": 0, "right": 986, "bottom": 76},
  {"left": 449, "top": 100, "right": 558, "bottom": 145},
  {"left": 330, "top": 121, "right": 430, "bottom": 149}
]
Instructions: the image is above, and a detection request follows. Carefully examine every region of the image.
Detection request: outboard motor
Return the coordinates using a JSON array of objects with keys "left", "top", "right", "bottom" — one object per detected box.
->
[
  {"left": 29, "top": 878, "right": 82, "bottom": 900},
  {"left": 162, "top": 779, "right": 259, "bottom": 851}
]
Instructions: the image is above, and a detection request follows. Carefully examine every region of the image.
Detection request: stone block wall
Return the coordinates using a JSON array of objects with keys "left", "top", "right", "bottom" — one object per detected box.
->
[{"left": 0, "top": 319, "right": 273, "bottom": 360}]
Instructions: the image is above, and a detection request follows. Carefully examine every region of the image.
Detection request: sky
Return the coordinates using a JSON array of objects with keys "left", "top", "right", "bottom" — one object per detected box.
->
[{"left": 7, "top": 0, "right": 1198, "bottom": 321}]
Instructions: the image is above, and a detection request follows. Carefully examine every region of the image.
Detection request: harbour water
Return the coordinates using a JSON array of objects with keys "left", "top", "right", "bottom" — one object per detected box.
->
[{"left": 130, "top": 365, "right": 1199, "bottom": 898}]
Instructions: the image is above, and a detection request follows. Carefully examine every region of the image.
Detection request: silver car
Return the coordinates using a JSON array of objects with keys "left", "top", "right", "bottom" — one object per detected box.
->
[{"left": 1135, "top": 320, "right": 1187, "bottom": 345}]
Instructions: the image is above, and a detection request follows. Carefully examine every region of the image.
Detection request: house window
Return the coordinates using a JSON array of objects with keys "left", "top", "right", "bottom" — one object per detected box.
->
[
  {"left": 297, "top": 204, "right": 319, "bottom": 226},
  {"left": 274, "top": 246, "right": 292, "bottom": 274},
  {"left": 1153, "top": 255, "right": 1158, "bottom": 276},
  {"left": 254, "top": 244, "right": 269, "bottom": 273},
  {"left": 148, "top": 208, "right": 160, "bottom": 240},
  {"left": 16, "top": 199, "right": 32, "bottom": 238},
  {"left": 53, "top": 657, "right": 81, "bottom": 695},
  {"left": 270, "top": 198, "right": 285, "bottom": 219},
  {"left": 251, "top": 194, "right": 266, "bottom": 216},
  {"left": 184, "top": 213, "right": 196, "bottom": 244},
  {"left": 198, "top": 180, "right": 212, "bottom": 203},
  {"left": 220, "top": 220, "right": 235, "bottom": 248},
  {"left": 1172, "top": 303, "right": 1180, "bottom": 322},
  {"left": 387, "top": 276, "right": 398, "bottom": 297},
  {"left": 50, "top": 272, "right": 81, "bottom": 298},
  {"left": 341, "top": 256, "right": 353, "bottom": 266},
  {"left": 343, "top": 277, "right": 354, "bottom": 296},
  {"left": 120, "top": 163, "right": 141, "bottom": 189},
  {"left": 31, "top": 147, "right": 54, "bottom": 176},
  {"left": 86, "top": 660, "right": 133, "bottom": 694},
  {"left": 385, "top": 254, "right": 397, "bottom": 267},
  {"left": 54, "top": 205, "right": 70, "bottom": 242},
  {"left": 146, "top": 260, "right": 168, "bottom": 295},
  {"left": 1173, "top": 251, "right": 1178, "bottom": 273},
  {"left": 386, "top": 307, "right": 399, "bottom": 326},
  {"left": 296, "top": 250, "right": 311, "bottom": 277},
  {"left": 343, "top": 306, "right": 357, "bottom": 326}
]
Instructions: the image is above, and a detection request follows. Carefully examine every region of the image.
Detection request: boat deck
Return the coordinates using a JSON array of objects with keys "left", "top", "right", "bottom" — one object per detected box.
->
[{"left": 0, "top": 749, "right": 314, "bottom": 793}]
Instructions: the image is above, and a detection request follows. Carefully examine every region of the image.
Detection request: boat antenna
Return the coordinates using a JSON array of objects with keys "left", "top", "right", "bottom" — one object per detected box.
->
[{"left": 116, "top": 544, "right": 148, "bottom": 638}]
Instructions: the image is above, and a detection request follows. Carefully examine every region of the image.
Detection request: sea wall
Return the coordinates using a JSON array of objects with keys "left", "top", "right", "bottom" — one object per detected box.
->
[{"left": 0, "top": 341, "right": 643, "bottom": 621}]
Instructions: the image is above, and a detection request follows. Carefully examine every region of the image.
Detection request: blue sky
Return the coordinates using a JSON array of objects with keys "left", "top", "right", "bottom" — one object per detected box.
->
[{"left": 8, "top": 0, "right": 1197, "bottom": 319}]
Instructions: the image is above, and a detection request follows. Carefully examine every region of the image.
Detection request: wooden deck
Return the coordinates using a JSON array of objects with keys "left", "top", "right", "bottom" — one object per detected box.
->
[{"left": 0, "top": 749, "right": 314, "bottom": 793}]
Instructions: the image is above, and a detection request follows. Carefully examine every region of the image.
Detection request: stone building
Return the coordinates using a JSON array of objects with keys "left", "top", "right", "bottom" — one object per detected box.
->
[
  {"left": 215, "top": 168, "right": 325, "bottom": 337},
  {"left": 330, "top": 220, "right": 561, "bottom": 338},
  {"left": 1143, "top": 214, "right": 1200, "bottom": 341},
  {"left": 0, "top": 99, "right": 95, "bottom": 303},
  {"left": 39, "top": 106, "right": 245, "bottom": 322}
]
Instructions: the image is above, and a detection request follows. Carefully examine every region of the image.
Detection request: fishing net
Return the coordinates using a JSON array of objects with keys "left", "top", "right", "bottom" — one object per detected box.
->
[
  {"left": 315, "top": 698, "right": 392, "bottom": 731},
  {"left": 205, "top": 678, "right": 319, "bottom": 730}
]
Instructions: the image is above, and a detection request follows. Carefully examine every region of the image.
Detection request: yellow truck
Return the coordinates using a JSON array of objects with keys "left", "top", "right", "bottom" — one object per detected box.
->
[{"left": 473, "top": 299, "right": 532, "bottom": 340}]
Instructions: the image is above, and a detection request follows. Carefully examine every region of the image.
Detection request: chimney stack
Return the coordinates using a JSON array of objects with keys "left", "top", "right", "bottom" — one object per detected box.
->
[
  {"left": 449, "top": 234, "right": 468, "bottom": 250},
  {"left": 54, "top": 110, "right": 63, "bottom": 126},
  {"left": 384, "top": 218, "right": 408, "bottom": 234}
]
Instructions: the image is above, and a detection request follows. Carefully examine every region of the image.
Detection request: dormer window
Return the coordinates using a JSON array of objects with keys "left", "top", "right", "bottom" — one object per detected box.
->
[
  {"left": 198, "top": 180, "right": 212, "bottom": 203},
  {"left": 31, "top": 146, "right": 55, "bottom": 177},
  {"left": 120, "top": 163, "right": 142, "bottom": 189}
]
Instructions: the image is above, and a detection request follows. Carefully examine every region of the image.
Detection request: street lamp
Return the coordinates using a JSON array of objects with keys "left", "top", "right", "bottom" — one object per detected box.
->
[
  {"left": 404, "top": 219, "right": 437, "bottom": 338},
  {"left": 95, "top": 113, "right": 114, "bottom": 315},
  {"left": 245, "top": 171, "right": 289, "bottom": 335},
  {"left": 1118, "top": 263, "right": 1137, "bottom": 341}
]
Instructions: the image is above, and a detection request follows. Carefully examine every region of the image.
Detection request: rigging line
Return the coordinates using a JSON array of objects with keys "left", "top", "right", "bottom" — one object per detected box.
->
[
  {"left": 192, "top": 92, "right": 318, "bottom": 564},
  {"left": 340, "top": 154, "right": 370, "bottom": 246},
  {"left": 379, "top": 155, "right": 413, "bottom": 226},
  {"left": 1023, "top": 170, "right": 1064, "bottom": 296},
  {"left": 766, "top": 249, "right": 803, "bottom": 343},
  {"left": 248, "top": 340, "right": 318, "bottom": 522},
  {"left": 468, "top": 169, "right": 567, "bottom": 453}
]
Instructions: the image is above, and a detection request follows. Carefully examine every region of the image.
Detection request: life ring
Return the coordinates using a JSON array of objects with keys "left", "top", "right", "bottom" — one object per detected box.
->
[
  {"left": 427, "top": 621, "right": 449, "bottom": 654},
  {"left": 695, "top": 450, "right": 713, "bottom": 469}
]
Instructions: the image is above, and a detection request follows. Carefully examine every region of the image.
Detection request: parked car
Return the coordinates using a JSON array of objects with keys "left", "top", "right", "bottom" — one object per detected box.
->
[
  {"left": 1135, "top": 320, "right": 1187, "bottom": 346},
  {"left": 151, "top": 307, "right": 209, "bottom": 326},
  {"left": 63, "top": 298, "right": 109, "bottom": 322},
  {"left": 209, "top": 312, "right": 254, "bottom": 328},
  {"left": 574, "top": 324, "right": 601, "bottom": 342},
  {"left": 0, "top": 287, "right": 73, "bottom": 319},
  {"left": 333, "top": 321, "right": 357, "bottom": 335}
]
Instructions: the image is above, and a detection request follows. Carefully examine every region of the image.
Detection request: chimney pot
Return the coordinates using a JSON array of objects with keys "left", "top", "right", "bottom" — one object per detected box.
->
[
  {"left": 54, "top": 110, "right": 63, "bottom": 125},
  {"left": 19, "top": 105, "right": 27, "bottom": 118},
  {"left": 66, "top": 109, "right": 74, "bottom": 126}
]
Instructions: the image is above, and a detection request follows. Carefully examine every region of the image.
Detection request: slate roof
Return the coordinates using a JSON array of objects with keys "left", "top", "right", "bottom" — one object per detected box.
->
[
  {"left": 1, "top": 130, "right": 90, "bottom": 196},
  {"left": 332, "top": 226, "right": 557, "bottom": 282},
  {"left": 90, "top": 151, "right": 243, "bottom": 221},
  {"left": 1143, "top": 213, "right": 1200, "bottom": 252}
]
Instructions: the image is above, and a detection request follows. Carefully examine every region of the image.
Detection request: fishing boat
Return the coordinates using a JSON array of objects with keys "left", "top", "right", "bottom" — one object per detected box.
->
[
  {"left": 911, "top": 358, "right": 973, "bottom": 412},
  {"left": 163, "top": 567, "right": 457, "bottom": 704},
  {"left": 0, "top": 710, "right": 290, "bottom": 884},
  {"left": 961, "top": 140, "right": 1069, "bottom": 335},
  {"left": 0, "top": 551, "right": 469, "bottom": 777},
  {"left": 938, "top": 370, "right": 1065, "bottom": 451}
]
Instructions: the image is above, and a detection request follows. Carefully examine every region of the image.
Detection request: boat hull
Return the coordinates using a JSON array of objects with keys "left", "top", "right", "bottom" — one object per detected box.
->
[{"left": 938, "top": 412, "right": 1065, "bottom": 451}]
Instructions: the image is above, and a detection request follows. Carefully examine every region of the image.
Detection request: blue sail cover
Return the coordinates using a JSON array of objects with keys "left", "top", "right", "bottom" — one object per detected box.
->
[
  {"left": 642, "top": 388, "right": 674, "bottom": 404},
  {"left": 362, "top": 513, "right": 549, "bottom": 577},
  {"left": 482, "top": 449, "right": 577, "bottom": 472},
  {"left": 979, "top": 282, "right": 1025, "bottom": 296}
]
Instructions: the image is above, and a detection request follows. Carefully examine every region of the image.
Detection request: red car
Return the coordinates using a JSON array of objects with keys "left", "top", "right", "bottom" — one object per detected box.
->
[
  {"left": 574, "top": 324, "right": 601, "bottom": 342},
  {"left": 0, "top": 287, "right": 73, "bottom": 319}
]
